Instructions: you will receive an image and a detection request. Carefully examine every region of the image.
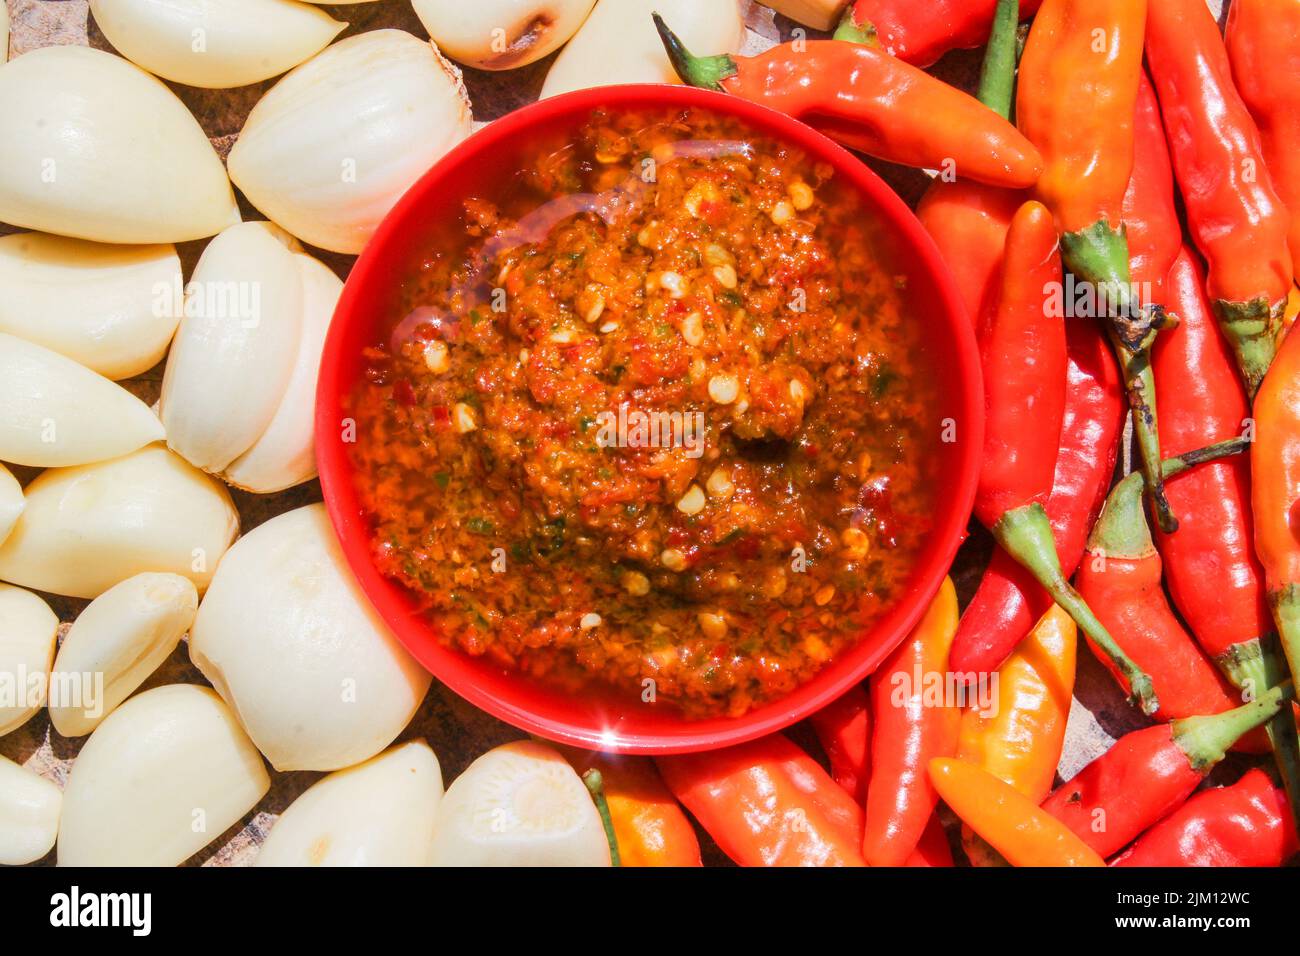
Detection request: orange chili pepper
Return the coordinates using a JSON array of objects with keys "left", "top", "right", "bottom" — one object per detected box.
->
[
  {"left": 929, "top": 758, "right": 1105, "bottom": 867},
  {"left": 653, "top": 17, "right": 1042, "bottom": 190},
  {"left": 862, "top": 577, "right": 959, "bottom": 866},
  {"left": 808, "top": 684, "right": 871, "bottom": 807},
  {"left": 1017, "top": 0, "right": 1178, "bottom": 535},
  {"left": 656, "top": 734, "right": 865, "bottom": 867},
  {"left": 558, "top": 748, "right": 702, "bottom": 867}
]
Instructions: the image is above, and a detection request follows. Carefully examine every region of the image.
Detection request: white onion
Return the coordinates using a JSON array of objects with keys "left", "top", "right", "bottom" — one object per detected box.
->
[
  {"left": 0, "top": 756, "right": 61, "bottom": 865},
  {"left": 0, "top": 46, "right": 239, "bottom": 244},
  {"left": 429, "top": 740, "right": 611, "bottom": 866},
  {"left": 0, "top": 233, "right": 182, "bottom": 380},
  {"left": 227, "top": 30, "right": 473, "bottom": 254},
  {"left": 1, "top": 3, "right": 8, "bottom": 63},
  {"left": 0, "top": 463, "right": 21, "bottom": 548},
  {"left": 160, "top": 221, "right": 304, "bottom": 474},
  {"left": 57, "top": 684, "right": 270, "bottom": 866},
  {"left": 411, "top": 0, "right": 596, "bottom": 70},
  {"left": 48, "top": 573, "right": 199, "bottom": 738},
  {"left": 0, "top": 444, "right": 239, "bottom": 599},
  {"left": 0, "top": 333, "right": 165, "bottom": 468},
  {"left": 90, "top": 0, "right": 346, "bottom": 89},
  {"left": 223, "top": 253, "right": 341, "bottom": 493},
  {"left": 0, "top": 584, "right": 57, "bottom": 737},
  {"left": 256, "top": 739, "right": 443, "bottom": 866},
  {"left": 189, "top": 504, "right": 431, "bottom": 772}
]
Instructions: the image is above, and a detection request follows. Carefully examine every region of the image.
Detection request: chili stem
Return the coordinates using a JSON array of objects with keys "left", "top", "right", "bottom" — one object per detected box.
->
[
  {"left": 833, "top": 7, "right": 878, "bottom": 45},
  {"left": 1213, "top": 296, "right": 1283, "bottom": 399},
  {"left": 653, "top": 14, "right": 737, "bottom": 92},
  {"left": 993, "top": 502, "right": 1159, "bottom": 715},
  {"left": 977, "top": 0, "right": 1019, "bottom": 119},
  {"left": 1172, "top": 682, "right": 1293, "bottom": 773},
  {"left": 582, "top": 768, "right": 622, "bottom": 867}
]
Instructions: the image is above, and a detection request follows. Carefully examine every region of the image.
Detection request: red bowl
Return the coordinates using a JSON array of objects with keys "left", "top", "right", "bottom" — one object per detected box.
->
[{"left": 316, "top": 84, "right": 982, "bottom": 755}]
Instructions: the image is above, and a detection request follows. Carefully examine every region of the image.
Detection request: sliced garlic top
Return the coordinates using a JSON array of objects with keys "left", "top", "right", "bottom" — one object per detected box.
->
[
  {"left": 0, "top": 584, "right": 58, "bottom": 738},
  {"left": 90, "top": 0, "right": 346, "bottom": 89},
  {"left": 0, "top": 233, "right": 182, "bottom": 380},
  {"left": 57, "top": 684, "right": 270, "bottom": 867},
  {"left": 0, "top": 755, "right": 61, "bottom": 866},
  {"left": 0, "top": 46, "right": 239, "bottom": 244},
  {"left": 228, "top": 30, "right": 473, "bottom": 254},
  {"left": 189, "top": 504, "right": 431, "bottom": 772},
  {"left": 0, "top": 444, "right": 239, "bottom": 599},
  {"left": 256, "top": 739, "right": 443, "bottom": 866},
  {"left": 0, "top": 463, "right": 21, "bottom": 549}
]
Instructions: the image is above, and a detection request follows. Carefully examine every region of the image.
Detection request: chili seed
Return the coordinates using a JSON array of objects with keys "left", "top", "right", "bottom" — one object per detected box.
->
[
  {"left": 659, "top": 271, "right": 688, "bottom": 299},
  {"left": 422, "top": 340, "right": 449, "bottom": 374},
  {"left": 814, "top": 584, "right": 836, "bottom": 606},
  {"left": 789, "top": 378, "right": 807, "bottom": 404},
  {"left": 803, "top": 634, "right": 831, "bottom": 661},
  {"left": 706, "top": 469, "right": 734, "bottom": 500},
  {"left": 788, "top": 181, "right": 815, "bottom": 211},
  {"left": 764, "top": 568, "right": 787, "bottom": 598},
  {"left": 621, "top": 571, "right": 651, "bottom": 596},
  {"left": 770, "top": 201, "right": 795, "bottom": 226},
  {"left": 660, "top": 548, "right": 687, "bottom": 572},
  {"left": 712, "top": 264, "right": 738, "bottom": 289},
  {"left": 684, "top": 181, "right": 719, "bottom": 218},
  {"left": 579, "top": 285, "right": 605, "bottom": 324},
  {"left": 676, "top": 484, "right": 706, "bottom": 515},
  {"left": 579, "top": 613, "right": 602, "bottom": 629},
  {"left": 549, "top": 328, "right": 576, "bottom": 344},
  {"left": 704, "top": 243, "right": 734, "bottom": 267},
  {"left": 698, "top": 612, "right": 728, "bottom": 641},
  {"left": 680, "top": 311, "right": 704, "bottom": 346},
  {"left": 599, "top": 321, "right": 619, "bottom": 334},
  {"left": 841, "top": 527, "right": 870, "bottom": 559},
  {"left": 708, "top": 374, "right": 739, "bottom": 404},
  {"left": 453, "top": 403, "right": 477, "bottom": 434}
]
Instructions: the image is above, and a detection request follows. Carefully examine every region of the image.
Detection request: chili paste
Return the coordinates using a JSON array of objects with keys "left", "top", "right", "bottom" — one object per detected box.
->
[{"left": 348, "top": 107, "right": 941, "bottom": 718}]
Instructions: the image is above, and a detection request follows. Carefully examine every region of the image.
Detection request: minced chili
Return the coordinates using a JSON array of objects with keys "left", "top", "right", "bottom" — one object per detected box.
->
[{"left": 347, "top": 107, "right": 940, "bottom": 718}]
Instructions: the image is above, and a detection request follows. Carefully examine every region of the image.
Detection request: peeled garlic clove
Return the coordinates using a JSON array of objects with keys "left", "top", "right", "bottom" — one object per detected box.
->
[
  {"left": 0, "top": 756, "right": 61, "bottom": 865},
  {"left": 429, "top": 740, "right": 611, "bottom": 866},
  {"left": 57, "top": 684, "right": 269, "bottom": 866},
  {"left": 0, "top": 46, "right": 239, "bottom": 244},
  {"left": 1, "top": 3, "right": 8, "bottom": 63},
  {"left": 48, "top": 573, "right": 198, "bottom": 738},
  {"left": 90, "top": 0, "right": 346, "bottom": 89},
  {"left": 228, "top": 30, "right": 473, "bottom": 254},
  {"left": 0, "top": 333, "right": 165, "bottom": 468},
  {"left": 0, "top": 233, "right": 182, "bottom": 380},
  {"left": 412, "top": 0, "right": 596, "bottom": 70},
  {"left": 0, "top": 445, "right": 239, "bottom": 600},
  {"left": 223, "top": 254, "right": 341, "bottom": 493},
  {"left": 256, "top": 739, "right": 442, "bottom": 866},
  {"left": 0, "top": 584, "right": 57, "bottom": 737},
  {"left": 160, "top": 222, "right": 303, "bottom": 473},
  {"left": 189, "top": 504, "right": 430, "bottom": 772},
  {"left": 0, "top": 463, "right": 21, "bottom": 548}
]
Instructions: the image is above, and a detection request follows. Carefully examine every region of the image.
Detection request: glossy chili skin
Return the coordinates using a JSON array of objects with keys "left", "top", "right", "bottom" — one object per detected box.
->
[
  {"left": 808, "top": 684, "right": 871, "bottom": 807},
  {"left": 1227, "top": 0, "right": 1300, "bottom": 282},
  {"left": 1123, "top": 72, "right": 1183, "bottom": 299},
  {"left": 838, "top": 0, "right": 1044, "bottom": 67},
  {"left": 905, "top": 814, "right": 954, "bottom": 867},
  {"left": 655, "top": 23, "right": 1043, "bottom": 190},
  {"left": 657, "top": 734, "right": 865, "bottom": 867},
  {"left": 974, "top": 201, "right": 1066, "bottom": 528},
  {"left": 917, "top": 183, "right": 1024, "bottom": 327},
  {"left": 1112, "top": 768, "right": 1300, "bottom": 867},
  {"left": 863, "top": 577, "right": 959, "bottom": 867}
]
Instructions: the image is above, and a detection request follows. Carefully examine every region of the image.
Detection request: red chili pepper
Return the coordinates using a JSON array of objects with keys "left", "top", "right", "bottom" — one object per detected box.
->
[
  {"left": 1040, "top": 682, "right": 1292, "bottom": 857},
  {"left": 653, "top": 17, "right": 1043, "bottom": 190},
  {"left": 1145, "top": 0, "right": 1294, "bottom": 397},
  {"left": 904, "top": 814, "right": 954, "bottom": 867},
  {"left": 1122, "top": 72, "right": 1183, "bottom": 297},
  {"left": 863, "top": 578, "right": 959, "bottom": 866},
  {"left": 1112, "top": 768, "right": 1300, "bottom": 867},
  {"left": 834, "top": 0, "right": 1044, "bottom": 68},
  {"left": 808, "top": 684, "right": 871, "bottom": 807}
]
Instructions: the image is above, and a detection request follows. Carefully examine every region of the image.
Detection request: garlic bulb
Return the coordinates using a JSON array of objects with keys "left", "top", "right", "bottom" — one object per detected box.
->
[
  {"left": 189, "top": 504, "right": 431, "bottom": 772},
  {"left": 429, "top": 740, "right": 612, "bottom": 866},
  {"left": 0, "top": 333, "right": 165, "bottom": 468},
  {"left": 0, "top": 233, "right": 182, "bottom": 380},
  {"left": 411, "top": 0, "right": 596, "bottom": 71},
  {"left": 541, "top": 0, "right": 744, "bottom": 98},
  {"left": 48, "top": 573, "right": 199, "bottom": 738},
  {"left": 90, "top": 0, "right": 346, "bottom": 89},
  {"left": 160, "top": 222, "right": 303, "bottom": 474},
  {"left": 0, "top": 445, "right": 239, "bottom": 599},
  {"left": 223, "top": 253, "right": 341, "bottom": 492},
  {"left": 0, "top": 584, "right": 57, "bottom": 737},
  {"left": 227, "top": 30, "right": 473, "bottom": 254},
  {"left": 0, "top": 46, "right": 239, "bottom": 244},
  {"left": 0, "top": 756, "right": 61, "bottom": 865},
  {"left": 57, "top": 684, "right": 270, "bottom": 866},
  {"left": 256, "top": 740, "right": 443, "bottom": 866},
  {"left": 0, "top": 463, "right": 21, "bottom": 548}
]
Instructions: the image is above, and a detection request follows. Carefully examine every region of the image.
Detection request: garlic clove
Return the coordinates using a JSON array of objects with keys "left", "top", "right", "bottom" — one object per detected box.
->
[
  {"left": 160, "top": 221, "right": 304, "bottom": 474},
  {"left": 0, "top": 444, "right": 239, "bottom": 600},
  {"left": 89, "top": 0, "right": 346, "bottom": 90},
  {"left": 189, "top": 504, "right": 431, "bottom": 772},
  {"left": 0, "top": 333, "right": 165, "bottom": 468},
  {"left": 0, "top": 755, "right": 61, "bottom": 865},
  {"left": 48, "top": 573, "right": 198, "bottom": 738},
  {"left": 223, "top": 253, "right": 341, "bottom": 493},
  {"left": 429, "top": 740, "right": 611, "bottom": 866},
  {"left": 56, "top": 684, "right": 270, "bottom": 866},
  {"left": 0, "top": 463, "right": 21, "bottom": 548},
  {"left": 256, "top": 739, "right": 443, "bottom": 866},
  {"left": 0, "top": 233, "right": 182, "bottom": 381},
  {"left": 227, "top": 30, "right": 473, "bottom": 255},
  {"left": 0, "top": 46, "right": 239, "bottom": 244},
  {"left": 411, "top": 0, "right": 596, "bottom": 71},
  {"left": 0, "top": 584, "right": 57, "bottom": 737},
  {"left": 0, "top": 3, "right": 8, "bottom": 63}
]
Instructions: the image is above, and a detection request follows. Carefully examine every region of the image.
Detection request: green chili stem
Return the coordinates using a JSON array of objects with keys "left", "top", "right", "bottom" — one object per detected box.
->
[
  {"left": 582, "top": 768, "right": 621, "bottom": 867},
  {"left": 833, "top": 6, "right": 878, "bottom": 44},
  {"left": 653, "top": 13, "right": 737, "bottom": 92},
  {"left": 1213, "top": 295, "right": 1284, "bottom": 399},
  {"left": 1172, "top": 682, "right": 1292, "bottom": 773},
  {"left": 977, "top": 0, "right": 1020, "bottom": 119}
]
